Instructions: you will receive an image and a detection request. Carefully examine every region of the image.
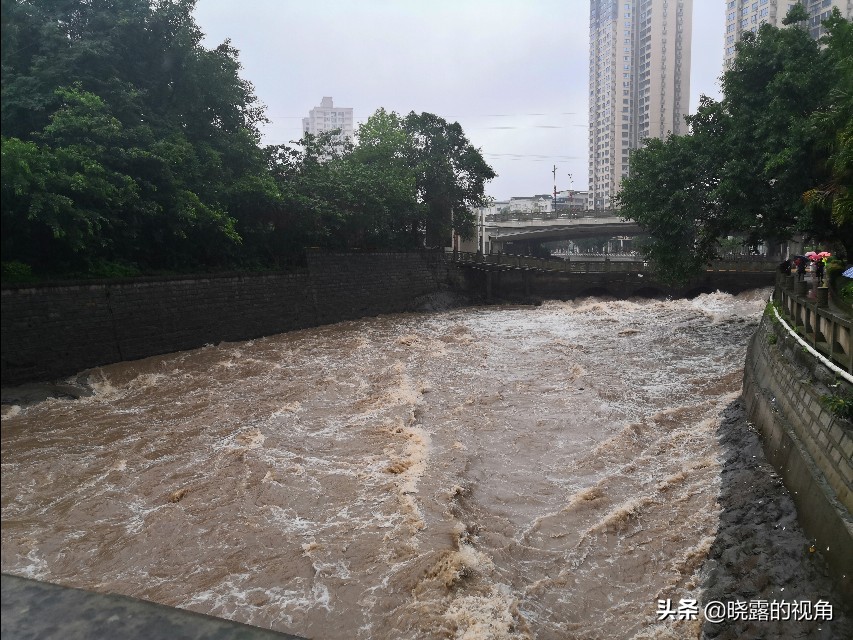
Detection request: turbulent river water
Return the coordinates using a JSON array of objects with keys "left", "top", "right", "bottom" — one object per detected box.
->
[{"left": 2, "top": 290, "right": 840, "bottom": 639}]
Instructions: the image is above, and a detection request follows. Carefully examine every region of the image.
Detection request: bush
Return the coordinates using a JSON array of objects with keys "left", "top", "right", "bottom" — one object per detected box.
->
[
  {"left": 820, "top": 392, "right": 853, "bottom": 421},
  {"left": 826, "top": 258, "right": 844, "bottom": 286},
  {"left": 1, "top": 261, "right": 35, "bottom": 283},
  {"left": 841, "top": 280, "right": 853, "bottom": 305}
]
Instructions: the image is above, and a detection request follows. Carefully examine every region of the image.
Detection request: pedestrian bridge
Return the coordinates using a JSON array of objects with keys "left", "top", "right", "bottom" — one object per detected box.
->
[{"left": 452, "top": 252, "right": 777, "bottom": 300}]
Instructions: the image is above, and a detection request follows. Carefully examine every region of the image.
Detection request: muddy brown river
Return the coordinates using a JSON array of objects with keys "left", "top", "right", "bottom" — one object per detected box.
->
[{"left": 2, "top": 291, "right": 829, "bottom": 638}]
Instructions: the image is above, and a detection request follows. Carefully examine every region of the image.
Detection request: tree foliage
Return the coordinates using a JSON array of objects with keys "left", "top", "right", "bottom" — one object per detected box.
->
[
  {"left": 403, "top": 112, "right": 496, "bottom": 247},
  {"left": 616, "top": 8, "right": 852, "bottom": 283},
  {"left": 1, "top": 0, "right": 495, "bottom": 277},
  {"left": 1, "top": 0, "right": 263, "bottom": 273},
  {"left": 804, "top": 12, "right": 853, "bottom": 234}
]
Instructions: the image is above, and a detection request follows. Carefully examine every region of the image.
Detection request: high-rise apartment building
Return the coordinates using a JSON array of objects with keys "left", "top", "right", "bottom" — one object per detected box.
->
[
  {"left": 724, "top": 1, "right": 852, "bottom": 68},
  {"left": 302, "top": 96, "right": 354, "bottom": 142},
  {"left": 588, "top": 0, "right": 693, "bottom": 210}
]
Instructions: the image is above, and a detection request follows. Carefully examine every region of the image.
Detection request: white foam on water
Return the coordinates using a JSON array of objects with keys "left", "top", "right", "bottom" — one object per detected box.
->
[
  {"left": 123, "top": 497, "right": 167, "bottom": 536},
  {"left": 2, "top": 404, "right": 22, "bottom": 418},
  {"left": 0, "top": 290, "right": 775, "bottom": 639},
  {"left": 444, "top": 583, "right": 530, "bottom": 640},
  {"left": 16, "top": 548, "right": 50, "bottom": 581},
  {"left": 183, "top": 576, "right": 332, "bottom": 629}
]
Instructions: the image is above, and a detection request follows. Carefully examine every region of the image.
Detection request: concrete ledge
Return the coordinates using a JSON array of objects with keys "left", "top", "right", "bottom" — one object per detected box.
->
[{"left": 1, "top": 574, "right": 306, "bottom": 640}]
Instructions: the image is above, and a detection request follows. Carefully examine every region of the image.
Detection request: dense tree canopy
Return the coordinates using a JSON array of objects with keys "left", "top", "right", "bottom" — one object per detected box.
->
[
  {"left": 616, "top": 8, "right": 852, "bottom": 283},
  {"left": 1, "top": 0, "right": 494, "bottom": 278}
]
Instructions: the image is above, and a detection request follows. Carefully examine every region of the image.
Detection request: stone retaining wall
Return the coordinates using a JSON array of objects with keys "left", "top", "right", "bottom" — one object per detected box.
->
[
  {"left": 743, "top": 313, "right": 853, "bottom": 602},
  {"left": 1, "top": 252, "right": 453, "bottom": 385}
]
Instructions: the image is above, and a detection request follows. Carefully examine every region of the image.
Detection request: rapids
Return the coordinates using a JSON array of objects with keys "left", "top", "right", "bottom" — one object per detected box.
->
[{"left": 2, "top": 290, "right": 823, "bottom": 638}]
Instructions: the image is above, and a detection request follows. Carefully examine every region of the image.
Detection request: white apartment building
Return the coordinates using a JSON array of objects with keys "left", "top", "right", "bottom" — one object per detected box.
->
[
  {"left": 724, "top": 0, "right": 852, "bottom": 68},
  {"left": 508, "top": 195, "right": 555, "bottom": 214},
  {"left": 588, "top": 0, "right": 693, "bottom": 211},
  {"left": 302, "top": 96, "right": 354, "bottom": 142}
]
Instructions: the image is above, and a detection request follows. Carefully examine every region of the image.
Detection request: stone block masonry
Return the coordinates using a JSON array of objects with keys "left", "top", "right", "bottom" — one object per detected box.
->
[
  {"left": 743, "top": 313, "right": 853, "bottom": 604},
  {"left": 1, "top": 252, "right": 454, "bottom": 386}
]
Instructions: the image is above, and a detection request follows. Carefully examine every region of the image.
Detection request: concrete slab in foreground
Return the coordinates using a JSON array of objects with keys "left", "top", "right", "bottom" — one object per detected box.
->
[{"left": 1, "top": 574, "right": 307, "bottom": 640}]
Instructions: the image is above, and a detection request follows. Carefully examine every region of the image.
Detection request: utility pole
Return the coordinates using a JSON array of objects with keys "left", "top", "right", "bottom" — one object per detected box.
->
[{"left": 552, "top": 164, "right": 557, "bottom": 213}]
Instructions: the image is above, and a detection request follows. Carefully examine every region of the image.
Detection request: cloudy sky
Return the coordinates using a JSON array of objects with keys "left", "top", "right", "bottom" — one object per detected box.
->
[{"left": 193, "top": 1, "right": 724, "bottom": 200}]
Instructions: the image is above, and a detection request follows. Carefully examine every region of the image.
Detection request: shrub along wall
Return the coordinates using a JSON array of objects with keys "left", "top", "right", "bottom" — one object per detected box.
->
[{"left": 1, "top": 252, "right": 454, "bottom": 385}]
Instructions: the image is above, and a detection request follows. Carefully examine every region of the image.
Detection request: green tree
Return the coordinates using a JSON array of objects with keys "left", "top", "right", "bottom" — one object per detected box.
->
[
  {"left": 403, "top": 112, "right": 496, "bottom": 247},
  {"left": 1, "top": 0, "right": 268, "bottom": 274},
  {"left": 265, "top": 109, "right": 495, "bottom": 252},
  {"left": 1, "top": 1, "right": 496, "bottom": 274},
  {"left": 718, "top": 12, "right": 829, "bottom": 248},
  {"left": 616, "top": 8, "right": 851, "bottom": 282},
  {"left": 351, "top": 109, "right": 422, "bottom": 248},
  {"left": 616, "top": 130, "right": 719, "bottom": 283},
  {"left": 803, "top": 12, "right": 853, "bottom": 254}
]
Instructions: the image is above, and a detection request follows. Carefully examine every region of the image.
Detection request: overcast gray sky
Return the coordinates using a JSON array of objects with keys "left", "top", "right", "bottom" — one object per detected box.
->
[{"left": 193, "top": 1, "right": 724, "bottom": 200}]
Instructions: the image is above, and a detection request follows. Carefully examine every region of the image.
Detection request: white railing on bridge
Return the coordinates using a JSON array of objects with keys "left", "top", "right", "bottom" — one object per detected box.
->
[
  {"left": 485, "top": 209, "right": 623, "bottom": 223},
  {"left": 553, "top": 251, "right": 639, "bottom": 260}
]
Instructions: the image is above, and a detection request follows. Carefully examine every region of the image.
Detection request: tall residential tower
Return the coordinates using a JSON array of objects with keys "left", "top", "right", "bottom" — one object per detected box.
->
[
  {"left": 724, "top": 1, "right": 852, "bottom": 68},
  {"left": 588, "top": 0, "right": 693, "bottom": 210}
]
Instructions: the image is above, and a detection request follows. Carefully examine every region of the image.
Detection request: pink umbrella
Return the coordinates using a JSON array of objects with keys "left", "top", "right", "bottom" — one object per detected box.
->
[
  {"left": 818, "top": 251, "right": 832, "bottom": 259},
  {"left": 805, "top": 251, "right": 818, "bottom": 258}
]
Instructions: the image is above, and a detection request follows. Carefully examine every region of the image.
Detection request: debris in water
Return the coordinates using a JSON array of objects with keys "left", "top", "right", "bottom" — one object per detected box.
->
[{"left": 168, "top": 488, "right": 189, "bottom": 503}]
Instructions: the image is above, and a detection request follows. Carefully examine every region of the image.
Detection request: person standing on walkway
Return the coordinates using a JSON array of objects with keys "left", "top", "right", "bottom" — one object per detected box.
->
[
  {"left": 816, "top": 258, "right": 825, "bottom": 285},
  {"left": 796, "top": 257, "right": 806, "bottom": 281}
]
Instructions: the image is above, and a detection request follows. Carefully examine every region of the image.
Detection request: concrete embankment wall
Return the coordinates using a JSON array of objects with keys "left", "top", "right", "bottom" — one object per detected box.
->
[
  {"left": 466, "top": 265, "right": 775, "bottom": 300},
  {"left": 743, "top": 314, "right": 853, "bottom": 602},
  {"left": 1, "top": 252, "right": 457, "bottom": 386}
]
